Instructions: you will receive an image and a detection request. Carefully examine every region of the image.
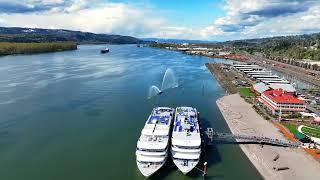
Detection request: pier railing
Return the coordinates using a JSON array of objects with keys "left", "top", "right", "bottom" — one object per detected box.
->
[{"left": 205, "top": 128, "right": 301, "bottom": 147}]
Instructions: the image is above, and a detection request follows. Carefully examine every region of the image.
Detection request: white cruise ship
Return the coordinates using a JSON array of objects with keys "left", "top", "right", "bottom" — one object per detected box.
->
[
  {"left": 171, "top": 107, "right": 201, "bottom": 174},
  {"left": 136, "top": 107, "right": 174, "bottom": 177}
]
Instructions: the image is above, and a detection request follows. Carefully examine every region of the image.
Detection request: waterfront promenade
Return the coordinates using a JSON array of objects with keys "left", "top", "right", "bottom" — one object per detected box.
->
[{"left": 217, "top": 94, "right": 320, "bottom": 180}]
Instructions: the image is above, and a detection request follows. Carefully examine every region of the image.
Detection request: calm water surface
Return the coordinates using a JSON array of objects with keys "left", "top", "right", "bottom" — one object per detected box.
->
[{"left": 0, "top": 45, "right": 262, "bottom": 180}]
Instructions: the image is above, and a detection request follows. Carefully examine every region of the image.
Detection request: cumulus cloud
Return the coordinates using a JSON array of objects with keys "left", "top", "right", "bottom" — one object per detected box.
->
[
  {"left": 0, "top": 0, "right": 91, "bottom": 13},
  {"left": 215, "top": 0, "right": 315, "bottom": 32},
  {"left": 0, "top": 1, "right": 187, "bottom": 38},
  {"left": 0, "top": 0, "right": 211, "bottom": 39},
  {"left": 0, "top": 2, "right": 46, "bottom": 13},
  {"left": 201, "top": 0, "right": 320, "bottom": 40},
  {"left": 0, "top": 0, "right": 67, "bottom": 13},
  {"left": 248, "top": 1, "right": 311, "bottom": 17},
  {"left": 1, "top": 3, "right": 152, "bottom": 33},
  {"left": 64, "top": 0, "right": 89, "bottom": 12}
]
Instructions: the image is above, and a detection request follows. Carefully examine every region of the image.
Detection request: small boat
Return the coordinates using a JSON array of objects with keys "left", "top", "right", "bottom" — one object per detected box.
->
[
  {"left": 100, "top": 48, "right": 109, "bottom": 53},
  {"left": 136, "top": 107, "right": 175, "bottom": 177}
]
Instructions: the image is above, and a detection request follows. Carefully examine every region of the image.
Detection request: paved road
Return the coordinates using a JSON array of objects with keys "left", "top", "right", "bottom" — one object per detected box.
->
[{"left": 306, "top": 105, "right": 320, "bottom": 116}]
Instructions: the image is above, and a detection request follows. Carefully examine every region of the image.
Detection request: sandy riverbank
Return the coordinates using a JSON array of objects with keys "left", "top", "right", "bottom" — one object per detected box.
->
[{"left": 217, "top": 94, "right": 320, "bottom": 180}]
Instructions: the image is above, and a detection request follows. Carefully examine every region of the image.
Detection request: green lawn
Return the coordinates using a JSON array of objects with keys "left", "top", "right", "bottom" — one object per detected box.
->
[
  {"left": 239, "top": 87, "right": 256, "bottom": 97},
  {"left": 301, "top": 126, "right": 320, "bottom": 138},
  {"left": 281, "top": 123, "right": 298, "bottom": 134}
]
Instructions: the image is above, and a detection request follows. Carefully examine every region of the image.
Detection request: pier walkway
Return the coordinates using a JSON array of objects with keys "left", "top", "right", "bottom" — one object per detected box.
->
[{"left": 205, "top": 128, "right": 301, "bottom": 147}]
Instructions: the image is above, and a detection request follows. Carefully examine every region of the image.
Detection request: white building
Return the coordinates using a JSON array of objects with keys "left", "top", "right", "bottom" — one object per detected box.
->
[{"left": 259, "top": 89, "right": 305, "bottom": 115}]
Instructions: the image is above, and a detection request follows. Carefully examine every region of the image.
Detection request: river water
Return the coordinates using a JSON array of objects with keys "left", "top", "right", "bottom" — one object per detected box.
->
[{"left": 0, "top": 45, "right": 262, "bottom": 180}]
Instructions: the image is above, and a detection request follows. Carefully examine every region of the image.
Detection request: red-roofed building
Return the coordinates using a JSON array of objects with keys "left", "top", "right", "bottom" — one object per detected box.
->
[{"left": 259, "top": 88, "right": 306, "bottom": 115}]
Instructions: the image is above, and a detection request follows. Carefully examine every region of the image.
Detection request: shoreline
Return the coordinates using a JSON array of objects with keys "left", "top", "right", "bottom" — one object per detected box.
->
[
  {"left": 216, "top": 94, "right": 320, "bottom": 180},
  {"left": 150, "top": 45, "right": 320, "bottom": 88},
  {"left": 0, "top": 42, "right": 77, "bottom": 56}
]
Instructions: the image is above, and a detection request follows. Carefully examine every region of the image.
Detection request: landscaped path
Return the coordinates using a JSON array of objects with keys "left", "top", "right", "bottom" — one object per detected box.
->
[{"left": 298, "top": 125, "right": 320, "bottom": 143}]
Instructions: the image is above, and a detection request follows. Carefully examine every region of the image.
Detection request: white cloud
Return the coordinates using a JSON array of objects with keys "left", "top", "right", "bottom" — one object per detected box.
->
[
  {"left": 26, "top": 0, "right": 65, "bottom": 5},
  {"left": 199, "top": 25, "right": 223, "bottom": 38},
  {"left": 64, "top": 0, "right": 88, "bottom": 12},
  {"left": 0, "top": 1, "right": 218, "bottom": 40},
  {"left": 0, "top": 3, "right": 164, "bottom": 36},
  {"left": 246, "top": 4, "right": 320, "bottom": 37},
  {"left": 200, "top": 0, "right": 320, "bottom": 40}
]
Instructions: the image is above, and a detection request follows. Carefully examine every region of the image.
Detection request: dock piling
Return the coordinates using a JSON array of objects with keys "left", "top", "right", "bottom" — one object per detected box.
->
[{"left": 203, "top": 162, "right": 207, "bottom": 177}]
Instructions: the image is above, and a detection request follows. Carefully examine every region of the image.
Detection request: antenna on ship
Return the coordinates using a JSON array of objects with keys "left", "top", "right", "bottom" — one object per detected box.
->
[{"left": 152, "top": 120, "right": 160, "bottom": 133}]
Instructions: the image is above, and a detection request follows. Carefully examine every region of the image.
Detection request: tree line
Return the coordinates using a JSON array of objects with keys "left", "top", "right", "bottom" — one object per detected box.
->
[{"left": 0, "top": 42, "right": 77, "bottom": 55}]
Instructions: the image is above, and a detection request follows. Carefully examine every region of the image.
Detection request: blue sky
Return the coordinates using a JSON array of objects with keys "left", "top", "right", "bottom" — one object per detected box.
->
[
  {"left": 0, "top": 0, "right": 320, "bottom": 41},
  {"left": 130, "top": 0, "right": 226, "bottom": 27}
]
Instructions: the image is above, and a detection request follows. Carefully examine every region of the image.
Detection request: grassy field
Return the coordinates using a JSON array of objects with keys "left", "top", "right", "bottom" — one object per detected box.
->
[
  {"left": 301, "top": 126, "right": 320, "bottom": 138},
  {"left": 239, "top": 87, "right": 256, "bottom": 97},
  {"left": 0, "top": 42, "right": 77, "bottom": 55},
  {"left": 281, "top": 123, "right": 299, "bottom": 134}
]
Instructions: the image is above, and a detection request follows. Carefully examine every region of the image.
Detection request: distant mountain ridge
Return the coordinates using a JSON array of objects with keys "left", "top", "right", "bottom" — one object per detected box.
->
[
  {"left": 0, "top": 27, "right": 144, "bottom": 44},
  {"left": 142, "top": 38, "right": 218, "bottom": 44}
]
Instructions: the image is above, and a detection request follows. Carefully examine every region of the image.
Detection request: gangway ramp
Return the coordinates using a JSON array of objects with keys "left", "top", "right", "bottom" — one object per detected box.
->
[{"left": 205, "top": 128, "right": 301, "bottom": 148}]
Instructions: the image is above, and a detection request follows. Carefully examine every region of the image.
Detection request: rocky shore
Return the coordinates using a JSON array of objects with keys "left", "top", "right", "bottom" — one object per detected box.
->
[{"left": 217, "top": 94, "right": 320, "bottom": 180}]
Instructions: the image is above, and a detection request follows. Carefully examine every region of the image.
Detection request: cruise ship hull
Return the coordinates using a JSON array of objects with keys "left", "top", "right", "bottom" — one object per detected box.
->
[
  {"left": 136, "top": 156, "right": 167, "bottom": 177},
  {"left": 172, "top": 158, "right": 199, "bottom": 174},
  {"left": 171, "top": 107, "right": 201, "bottom": 175},
  {"left": 135, "top": 107, "right": 174, "bottom": 177}
]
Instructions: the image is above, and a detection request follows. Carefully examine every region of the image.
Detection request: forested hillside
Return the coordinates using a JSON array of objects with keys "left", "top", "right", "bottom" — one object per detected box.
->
[
  {"left": 223, "top": 33, "right": 320, "bottom": 61},
  {"left": 0, "top": 27, "right": 143, "bottom": 44}
]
